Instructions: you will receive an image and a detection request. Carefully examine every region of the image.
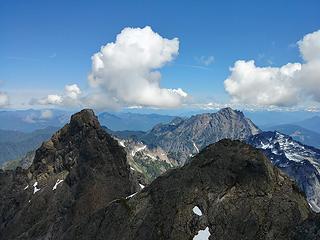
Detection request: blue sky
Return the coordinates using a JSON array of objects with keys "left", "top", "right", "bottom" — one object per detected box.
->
[{"left": 1, "top": 0, "right": 320, "bottom": 111}]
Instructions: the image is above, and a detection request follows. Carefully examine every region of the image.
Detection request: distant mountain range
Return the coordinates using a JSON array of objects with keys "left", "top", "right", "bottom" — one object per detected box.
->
[
  {"left": 0, "top": 127, "right": 58, "bottom": 166},
  {"left": 265, "top": 124, "right": 320, "bottom": 149},
  {"left": 0, "top": 109, "right": 176, "bottom": 132},
  {"left": 0, "top": 109, "right": 70, "bottom": 132},
  {"left": 1, "top": 109, "right": 319, "bottom": 239},
  {"left": 295, "top": 116, "right": 320, "bottom": 134},
  {"left": 98, "top": 112, "right": 176, "bottom": 131},
  {"left": 244, "top": 110, "right": 320, "bottom": 128}
]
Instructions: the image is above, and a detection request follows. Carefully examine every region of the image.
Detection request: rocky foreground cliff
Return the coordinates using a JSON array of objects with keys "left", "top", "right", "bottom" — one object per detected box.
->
[
  {"left": 0, "top": 109, "right": 319, "bottom": 240},
  {"left": 0, "top": 109, "right": 139, "bottom": 239},
  {"left": 64, "top": 139, "right": 319, "bottom": 240}
]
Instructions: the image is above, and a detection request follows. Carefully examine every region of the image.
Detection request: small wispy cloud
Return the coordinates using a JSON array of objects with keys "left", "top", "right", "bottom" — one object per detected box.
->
[
  {"left": 49, "top": 53, "right": 57, "bottom": 58},
  {"left": 175, "top": 63, "right": 212, "bottom": 71},
  {"left": 195, "top": 55, "right": 215, "bottom": 66}
]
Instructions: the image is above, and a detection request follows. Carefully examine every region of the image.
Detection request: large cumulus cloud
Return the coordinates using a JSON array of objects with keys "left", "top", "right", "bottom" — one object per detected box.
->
[
  {"left": 87, "top": 26, "right": 187, "bottom": 108},
  {"left": 32, "top": 26, "right": 187, "bottom": 109},
  {"left": 224, "top": 29, "right": 320, "bottom": 107}
]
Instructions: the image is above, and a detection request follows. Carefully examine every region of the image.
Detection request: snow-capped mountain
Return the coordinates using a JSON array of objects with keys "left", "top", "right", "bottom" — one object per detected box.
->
[{"left": 247, "top": 131, "right": 320, "bottom": 212}]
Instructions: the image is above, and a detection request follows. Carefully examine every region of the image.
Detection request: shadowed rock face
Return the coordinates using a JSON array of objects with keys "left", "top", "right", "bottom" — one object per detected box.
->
[
  {"left": 64, "top": 140, "right": 313, "bottom": 240},
  {"left": 0, "top": 109, "right": 139, "bottom": 240}
]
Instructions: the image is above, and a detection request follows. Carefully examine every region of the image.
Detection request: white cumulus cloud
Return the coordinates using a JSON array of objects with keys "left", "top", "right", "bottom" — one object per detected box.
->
[
  {"left": 32, "top": 84, "right": 82, "bottom": 107},
  {"left": 37, "top": 94, "right": 63, "bottom": 105},
  {"left": 65, "top": 84, "right": 81, "bottom": 99},
  {"left": 298, "top": 30, "right": 320, "bottom": 62},
  {"left": 224, "top": 29, "right": 320, "bottom": 107},
  {"left": 88, "top": 26, "right": 187, "bottom": 108}
]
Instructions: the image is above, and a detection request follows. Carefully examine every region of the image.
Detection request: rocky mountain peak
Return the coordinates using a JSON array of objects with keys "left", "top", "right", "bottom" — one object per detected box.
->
[
  {"left": 69, "top": 108, "right": 100, "bottom": 130},
  {"left": 65, "top": 139, "right": 314, "bottom": 240},
  {"left": 217, "top": 107, "right": 244, "bottom": 118},
  {"left": 0, "top": 109, "right": 139, "bottom": 240},
  {"left": 142, "top": 107, "right": 261, "bottom": 164}
]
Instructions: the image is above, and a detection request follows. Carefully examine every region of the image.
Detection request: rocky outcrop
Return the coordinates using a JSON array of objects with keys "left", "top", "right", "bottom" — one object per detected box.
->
[
  {"left": 0, "top": 109, "right": 139, "bottom": 240},
  {"left": 114, "top": 138, "right": 178, "bottom": 182},
  {"left": 64, "top": 139, "right": 313, "bottom": 240},
  {"left": 247, "top": 131, "right": 320, "bottom": 213},
  {"left": 141, "top": 107, "right": 261, "bottom": 164}
]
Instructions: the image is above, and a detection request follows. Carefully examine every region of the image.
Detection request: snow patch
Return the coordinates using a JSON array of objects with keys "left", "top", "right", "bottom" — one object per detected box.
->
[
  {"left": 193, "top": 227, "right": 211, "bottom": 240},
  {"left": 192, "top": 206, "right": 203, "bottom": 216},
  {"left": 260, "top": 141, "right": 271, "bottom": 149},
  {"left": 52, "top": 179, "right": 64, "bottom": 191},
  {"left": 193, "top": 141, "right": 199, "bottom": 153},
  {"left": 131, "top": 145, "right": 146, "bottom": 156},
  {"left": 139, "top": 183, "right": 145, "bottom": 189},
  {"left": 146, "top": 153, "right": 157, "bottom": 160},
  {"left": 24, "top": 185, "right": 29, "bottom": 190},
  {"left": 126, "top": 192, "right": 137, "bottom": 199},
  {"left": 33, "top": 182, "right": 40, "bottom": 194},
  {"left": 308, "top": 200, "right": 320, "bottom": 213},
  {"left": 119, "top": 140, "right": 126, "bottom": 147}
]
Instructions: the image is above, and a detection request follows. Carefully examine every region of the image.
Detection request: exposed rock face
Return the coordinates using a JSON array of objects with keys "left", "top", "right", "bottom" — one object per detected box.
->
[
  {"left": 64, "top": 140, "right": 312, "bottom": 240},
  {"left": 20, "top": 150, "right": 35, "bottom": 169},
  {"left": 142, "top": 107, "right": 261, "bottom": 164},
  {"left": 0, "top": 109, "right": 139, "bottom": 240},
  {"left": 116, "top": 138, "right": 178, "bottom": 182},
  {"left": 247, "top": 131, "right": 320, "bottom": 213}
]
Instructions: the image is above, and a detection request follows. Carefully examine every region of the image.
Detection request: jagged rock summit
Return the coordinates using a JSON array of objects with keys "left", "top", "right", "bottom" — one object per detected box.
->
[
  {"left": 0, "top": 109, "right": 139, "bottom": 240},
  {"left": 65, "top": 139, "right": 315, "bottom": 240},
  {"left": 142, "top": 107, "right": 261, "bottom": 164}
]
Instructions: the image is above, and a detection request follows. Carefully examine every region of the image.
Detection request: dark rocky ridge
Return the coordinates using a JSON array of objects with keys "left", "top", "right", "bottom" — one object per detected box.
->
[
  {"left": 1, "top": 109, "right": 320, "bottom": 240},
  {"left": 65, "top": 139, "right": 316, "bottom": 240},
  {"left": 0, "top": 109, "right": 139, "bottom": 240}
]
